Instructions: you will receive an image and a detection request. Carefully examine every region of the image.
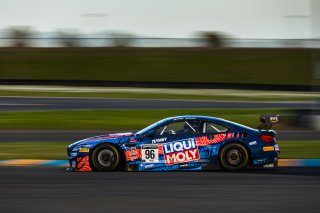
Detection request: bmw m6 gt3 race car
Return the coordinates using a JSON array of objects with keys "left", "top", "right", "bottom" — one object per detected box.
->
[{"left": 67, "top": 115, "right": 280, "bottom": 172}]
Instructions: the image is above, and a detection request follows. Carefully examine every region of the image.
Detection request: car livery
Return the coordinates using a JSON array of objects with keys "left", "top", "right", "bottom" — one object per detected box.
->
[{"left": 67, "top": 115, "right": 280, "bottom": 172}]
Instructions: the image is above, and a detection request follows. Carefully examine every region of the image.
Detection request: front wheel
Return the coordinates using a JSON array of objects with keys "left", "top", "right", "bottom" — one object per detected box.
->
[
  {"left": 219, "top": 143, "right": 249, "bottom": 171},
  {"left": 90, "top": 144, "right": 122, "bottom": 171}
]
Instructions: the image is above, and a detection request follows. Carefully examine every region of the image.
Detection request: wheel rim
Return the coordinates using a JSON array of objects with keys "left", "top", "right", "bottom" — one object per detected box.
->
[
  {"left": 97, "top": 149, "right": 115, "bottom": 167},
  {"left": 226, "top": 149, "right": 243, "bottom": 166}
]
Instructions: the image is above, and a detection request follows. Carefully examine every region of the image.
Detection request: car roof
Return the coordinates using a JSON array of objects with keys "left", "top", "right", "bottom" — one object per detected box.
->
[
  {"left": 165, "top": 115, "right": 226, "bottom": 123},
  {"left": 136, "top": 115, "right": 255, "bottom": 135},
  {"left": 164, "top": 115, "right": 254, "bottom": 130}
]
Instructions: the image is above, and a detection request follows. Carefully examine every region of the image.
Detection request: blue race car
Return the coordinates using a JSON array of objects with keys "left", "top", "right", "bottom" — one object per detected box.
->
[{"left": 67, "top": 115, "right": 280, "bottom": 172}]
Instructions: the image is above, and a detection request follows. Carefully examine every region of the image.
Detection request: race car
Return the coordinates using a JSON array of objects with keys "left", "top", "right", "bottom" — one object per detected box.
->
[{"left": 67, "top": 115, "right": 280, "bottom": 172}]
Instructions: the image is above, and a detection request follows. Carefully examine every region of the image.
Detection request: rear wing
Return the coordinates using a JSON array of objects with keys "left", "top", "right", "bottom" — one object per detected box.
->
[{"left": 258, "top": 115, "right": 279, "bottom": 130}]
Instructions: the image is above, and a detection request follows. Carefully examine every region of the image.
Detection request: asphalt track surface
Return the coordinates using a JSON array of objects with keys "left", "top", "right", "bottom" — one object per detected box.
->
[
  {"left": 0, "top": 130, "right": 319, "bottom": 142},
  {"left": 0, "top": 166, "right": 320, "bottom": 213},
  {"left": 0, "top": 96, "right": 316, "bottom": 111}
]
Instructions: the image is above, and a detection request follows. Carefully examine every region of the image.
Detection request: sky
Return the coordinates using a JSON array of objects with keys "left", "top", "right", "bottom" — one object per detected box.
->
[{"left": 0, "top": 0, "right": 317, "bottom": 38}]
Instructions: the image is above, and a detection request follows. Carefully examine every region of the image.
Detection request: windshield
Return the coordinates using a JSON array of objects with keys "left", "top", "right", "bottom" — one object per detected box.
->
[{"left": 135, "top": 118, "right": 167, "bottom": 135}]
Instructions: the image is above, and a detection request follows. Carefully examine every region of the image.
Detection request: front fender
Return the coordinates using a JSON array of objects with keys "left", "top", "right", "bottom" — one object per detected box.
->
[{"left": 68, "top": 140, "right": 129, "bottom": 172}]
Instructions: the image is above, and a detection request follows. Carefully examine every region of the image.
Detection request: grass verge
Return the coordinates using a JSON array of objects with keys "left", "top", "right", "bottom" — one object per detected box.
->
[
  {"left": 0, "top": 141, "right": 318, "bottom": 160},
  {"left": 0, "top": 109, "right": 291, "bottom": 130},
  {"left": 278, "top": 141, "right": 320, "bottom": 159},
  {"left": 0, "top": 142, "right": 70, "bottom": 160},
  {"left": 0, "top": 48, "right": 312, "bottom": 86}
]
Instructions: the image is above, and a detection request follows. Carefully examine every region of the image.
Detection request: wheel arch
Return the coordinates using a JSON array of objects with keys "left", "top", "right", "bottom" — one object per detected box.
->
[
  {"left": 89, "top": 142, "right": 126, "bottom": 171},
  {"left": 217, "top": 140, "right": 251, "bottom": 168}
]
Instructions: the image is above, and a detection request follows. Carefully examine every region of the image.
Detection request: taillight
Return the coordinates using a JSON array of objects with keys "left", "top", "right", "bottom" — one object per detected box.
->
[{"left": 260, "top": 134, "right": 275, "bottom": 143}]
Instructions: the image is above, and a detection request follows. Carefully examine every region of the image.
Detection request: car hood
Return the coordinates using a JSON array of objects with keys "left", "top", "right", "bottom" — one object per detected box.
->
[{"left": 68, "top": 132, "right": 134, "bottom": 151}]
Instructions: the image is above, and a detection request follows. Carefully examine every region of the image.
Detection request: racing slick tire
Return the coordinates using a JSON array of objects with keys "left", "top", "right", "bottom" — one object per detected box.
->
[
  {"left": 90, "top": 144, "right": 122, "bottom": 171},
  {"left": 219, "top": 143, "right": 249, "bottom": 171}
]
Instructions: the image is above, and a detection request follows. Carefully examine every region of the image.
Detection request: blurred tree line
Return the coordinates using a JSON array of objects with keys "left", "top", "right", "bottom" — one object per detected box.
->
[{"left": 3, "top": 26, "right": 226, "bottom": 48}]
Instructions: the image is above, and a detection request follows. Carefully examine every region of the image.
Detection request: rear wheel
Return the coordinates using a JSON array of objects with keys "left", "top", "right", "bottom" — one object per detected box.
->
[
  {"left": 219, "top": 143, "right": 249, "bottom": 171},
  {"left": 90, "top": 144, "right": 122, "bottom": 171}
]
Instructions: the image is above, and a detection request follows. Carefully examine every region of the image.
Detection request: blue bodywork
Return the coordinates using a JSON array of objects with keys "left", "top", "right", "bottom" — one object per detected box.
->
[{"left": 67, "top": 115, "right": 279, "bottom": 171}]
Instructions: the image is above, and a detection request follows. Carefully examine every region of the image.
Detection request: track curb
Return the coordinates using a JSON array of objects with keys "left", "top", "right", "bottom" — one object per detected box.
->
[{"left": 0, "top": 159, "right": 68, "bottom": 167}]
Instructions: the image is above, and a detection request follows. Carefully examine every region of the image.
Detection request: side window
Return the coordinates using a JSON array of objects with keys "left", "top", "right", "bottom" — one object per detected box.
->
[
  {"left": 155, "top": 120, "right": 200, "bottom": 136},
  {"left": 203, "top": 122, "right": 228, "bottom": 134},
  {"left": 154, "top": 125, "right": 166, "bottom": 135}
]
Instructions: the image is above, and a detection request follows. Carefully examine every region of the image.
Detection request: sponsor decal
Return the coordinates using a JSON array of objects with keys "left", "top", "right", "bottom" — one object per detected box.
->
[
  {"left": 142, "top": 144, "right": 159, "bottom": 163},
  {"left": 274, "top": 144, "right": 280, "bottom": 151},
  {"left": 263, "top": 146, "right": 275, "bottom": 152},
  {"left": 249, "top": 141, "right": 257, "bottom": 146},
  {"left": 253, "top": 158, "right": 267, "bottom": 164},
  {"left": 84, "top": 144, "right": 93, "bottom": 148},
  {"left": 163, "top": 138, "right": 200, "bottom": 165},
  {"left": 180, "top": 163, "right": 189, "bottom": 168},
  {"left": 70, "top": 152, "right": 77, "bottom": 157},
  {"left": 79, "top": 147, "right": 90, "bottom": 153},
  {"left": 125, "top": 148, "right": 141, "bottom": 161},
  {"left": 152, "top": 137, "right": 167, "bottom": 144},
  {"left": 270, "top": 116, "right": 279, "bottom": 123},
  {"left": 263, "top": 163, "right": 275, "bottom": 168},
  {"left": 144, "top": 164, "right": 155, "bottom": 169},
  {"left": 130, "top": 147, "right": 137, "bottom": 157}
]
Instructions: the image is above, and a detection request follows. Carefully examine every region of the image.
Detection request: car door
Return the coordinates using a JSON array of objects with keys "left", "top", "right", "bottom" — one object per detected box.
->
[
  {"left": 196, "top": 120, "right": 229, "bottom": 162},
  {"left": 139, "top": 119, "right": 201, "bottom": 171}
]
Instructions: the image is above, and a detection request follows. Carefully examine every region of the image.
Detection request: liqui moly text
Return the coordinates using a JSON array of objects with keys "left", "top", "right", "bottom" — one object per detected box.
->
[{"left": 163, "top": 138, "right": 200, "bottom": 165}]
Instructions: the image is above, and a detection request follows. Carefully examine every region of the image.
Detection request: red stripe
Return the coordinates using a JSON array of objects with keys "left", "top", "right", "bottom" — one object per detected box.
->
[{"left": 196, "top": 133, "right": 227, "bottom": 146}]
